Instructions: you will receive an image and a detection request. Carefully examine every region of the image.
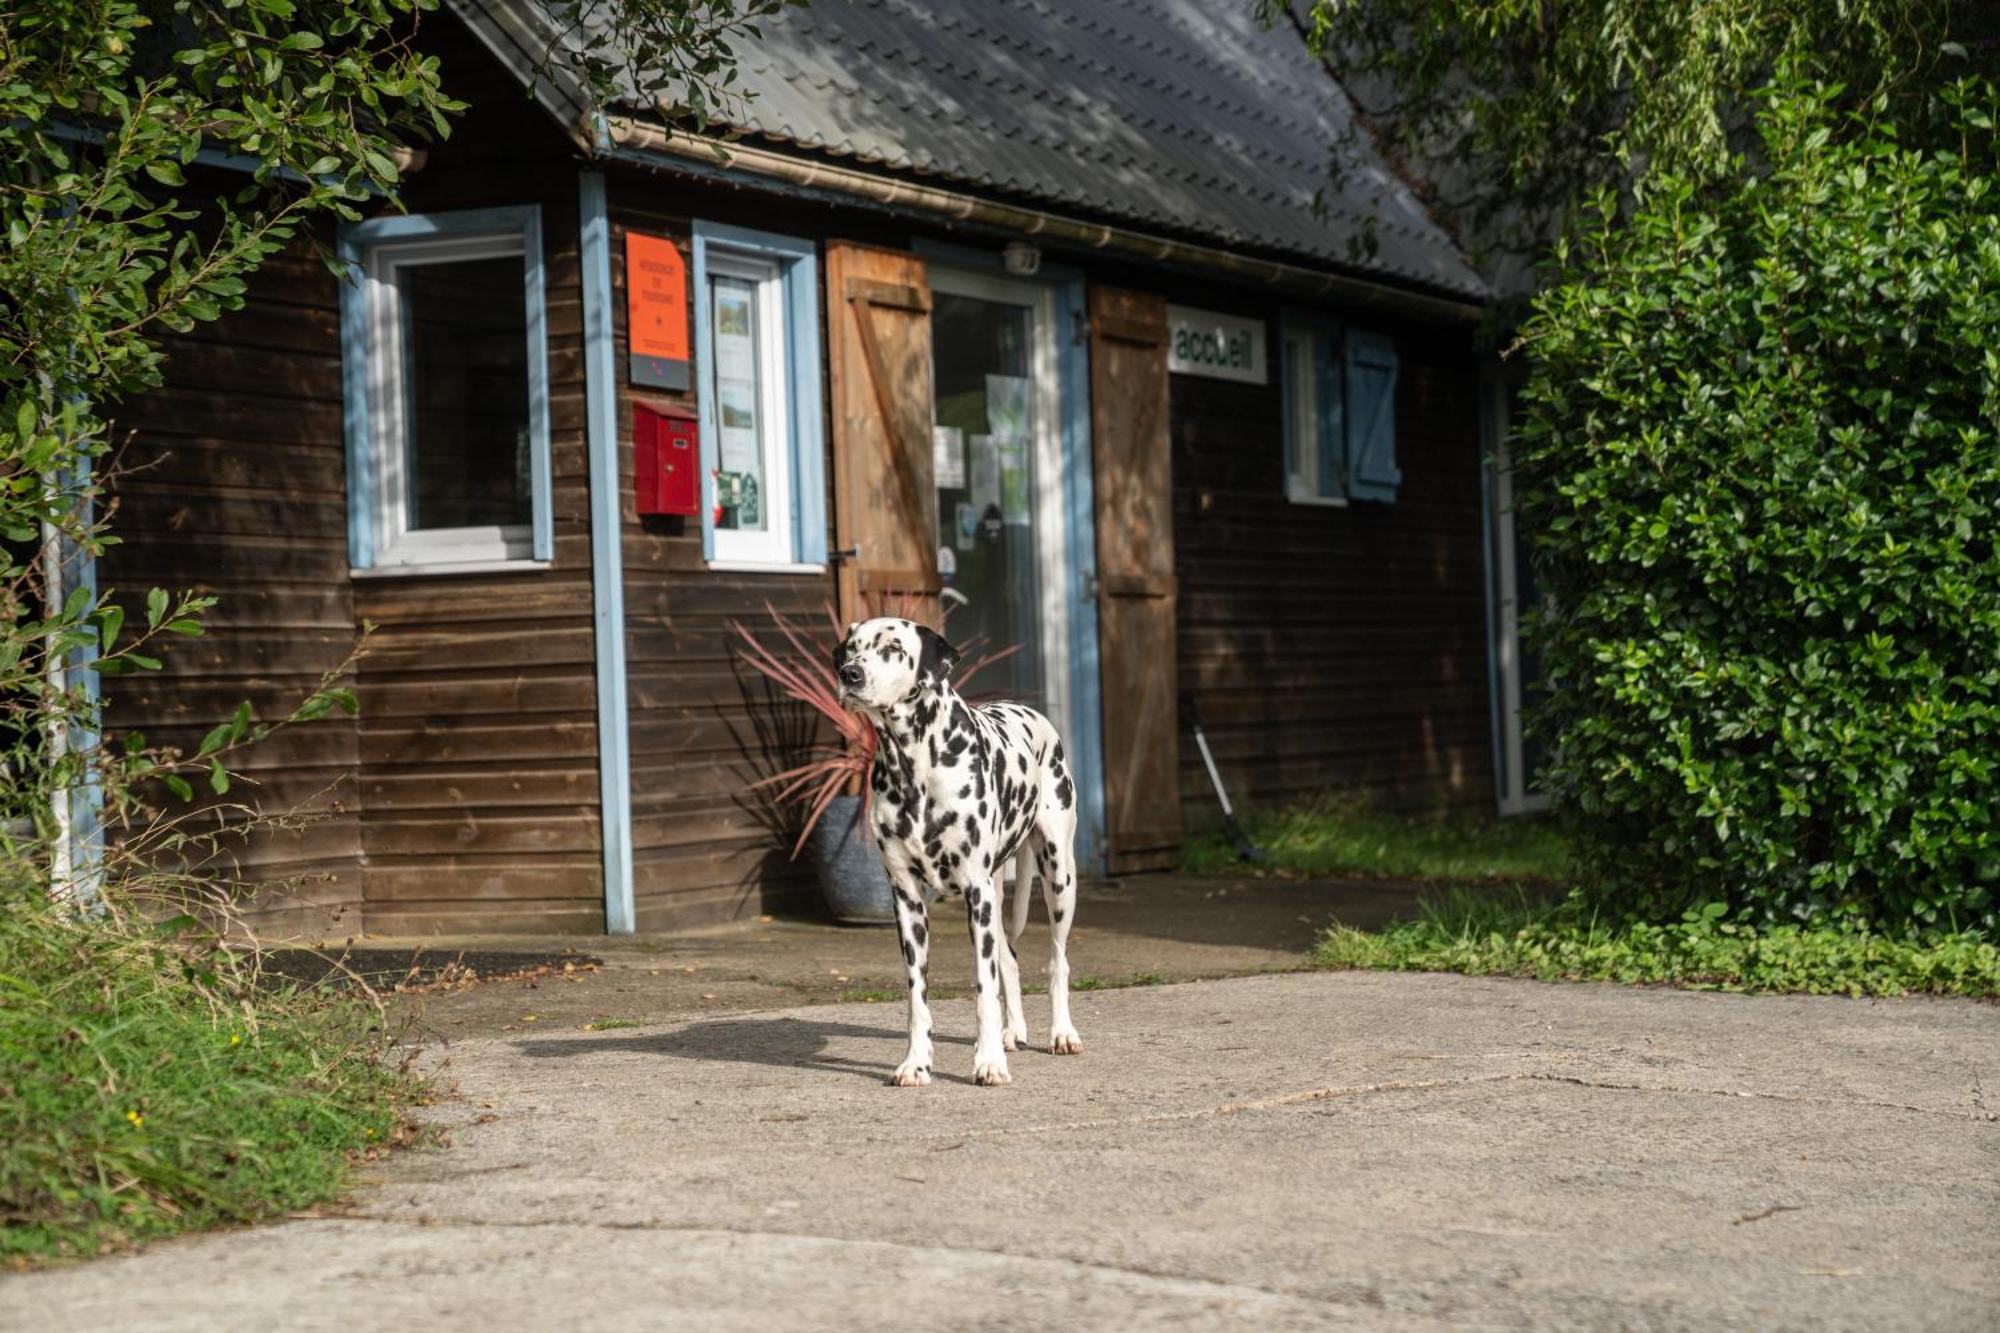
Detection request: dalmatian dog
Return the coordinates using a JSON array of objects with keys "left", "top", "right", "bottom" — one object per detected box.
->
[{"left": 834, "top": 617, "right": 1082, "bottom": 1087}]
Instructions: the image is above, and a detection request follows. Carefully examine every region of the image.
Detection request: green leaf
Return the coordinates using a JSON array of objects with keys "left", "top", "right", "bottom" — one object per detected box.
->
[
  {"left": 208, "top": 761, "right": 230, "bottom": 795},
  {"left": 98, "top": 604, "right": 124, "bottom": 653},
  {"left": 144, "top": 160, "right": 186, "bottom": 188},
  {"left": 145, "top": 587, "right": 168, "bottom": 628},
  {"left": 164, "top": 774, "right": 194, "bottom": 802}
]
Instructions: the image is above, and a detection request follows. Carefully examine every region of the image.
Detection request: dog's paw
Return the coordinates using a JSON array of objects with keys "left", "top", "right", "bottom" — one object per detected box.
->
[
  {"left": 1001, "top": 1025, "right": 1028, "bottom": 1052},
  {"left": 972, "top": 1054, "right": 1012, "bottom": 1086},
  {"left": 889, "top": 1060, "right": 932, "bottom": 1087},
  {"left": 1049, "top": 1027, "right": 1083, "bottom": 1055}
]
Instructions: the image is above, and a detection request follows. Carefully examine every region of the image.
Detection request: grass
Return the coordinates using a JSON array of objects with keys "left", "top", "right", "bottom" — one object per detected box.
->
[
  {"left": 1317, "top": 890, "right": 2000, "bottom": 998},
  {"left": 1, "top": 892, "right": 422, "bottom": 1265},
  {"left": 1182, "top": 796, "right": 1571, "bottom": 883}
]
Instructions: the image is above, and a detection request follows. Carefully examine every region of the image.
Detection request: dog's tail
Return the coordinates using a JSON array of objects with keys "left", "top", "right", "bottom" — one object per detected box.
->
[{"left": 1007, "top": 847, "right": 1034, "bottom": 944}]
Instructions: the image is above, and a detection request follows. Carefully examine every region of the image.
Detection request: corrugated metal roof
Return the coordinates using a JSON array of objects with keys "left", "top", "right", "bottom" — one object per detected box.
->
[{"left": 458, "top": 0, "right": 1485, "bottom": 300}]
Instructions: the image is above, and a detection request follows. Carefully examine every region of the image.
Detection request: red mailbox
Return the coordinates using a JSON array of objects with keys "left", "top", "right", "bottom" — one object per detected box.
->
[{"left": 634, "top": 401, "right": 699, "bottom": 517}]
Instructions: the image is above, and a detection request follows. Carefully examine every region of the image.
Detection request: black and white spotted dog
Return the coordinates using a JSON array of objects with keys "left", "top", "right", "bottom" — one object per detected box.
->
[{"left": 835, "top": 617, "right": 1082, "bottom": 1087}]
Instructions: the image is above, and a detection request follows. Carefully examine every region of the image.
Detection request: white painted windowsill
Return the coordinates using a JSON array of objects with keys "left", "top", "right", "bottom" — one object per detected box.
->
[
  {"left": 703, "top": 560, "right": 829, "bottom": 576},
  {"left": 351, "top": 558, "right": 553, "bottom": 580}
]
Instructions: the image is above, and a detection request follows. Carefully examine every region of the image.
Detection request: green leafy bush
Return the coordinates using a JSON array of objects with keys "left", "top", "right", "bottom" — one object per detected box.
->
[{"left": 1515, "top": 77, "right": 2000, "bottom": 930}]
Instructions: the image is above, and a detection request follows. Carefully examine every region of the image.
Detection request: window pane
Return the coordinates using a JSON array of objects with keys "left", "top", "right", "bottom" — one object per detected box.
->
[
  {"left": 401, "top": 255, "right": 531, "bottom": 531},
  {"left": 710, "top": 274, "right": 767, "bottom": 532}
]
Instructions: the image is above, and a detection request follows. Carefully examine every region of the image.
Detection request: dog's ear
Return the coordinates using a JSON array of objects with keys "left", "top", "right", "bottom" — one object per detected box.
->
[{"left": 914, "top": 625, "right": 960, "bottom": 685}]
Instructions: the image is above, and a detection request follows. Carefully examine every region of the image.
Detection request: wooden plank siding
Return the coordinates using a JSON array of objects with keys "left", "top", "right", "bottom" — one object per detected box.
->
[
  {"left": 603, "top": 184, "right": 837, "bottom": 931},
  {"left": 347, "top": 26, "right": 603, "bottom": 935},
  {"left": 99, "top": 238, "right": 367, "bottom": 940},
  {"left": 1170, "top": 317, "right": 1493, "bottom": 819},
  {"left": 99, "top": 22, "right": 611, "bottom": 937}
]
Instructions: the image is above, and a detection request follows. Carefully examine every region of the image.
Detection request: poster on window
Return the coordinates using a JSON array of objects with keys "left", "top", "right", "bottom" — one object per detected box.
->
[
  {"left": 984, "top": 374, "right": 1031, "bottom": 440},
  {"left": 932, "top": 425, "right": 966, "bottom": 490},
  {"left": 713, "top": 284, "right": 761, "bottom": 477},
  {"left": 968, "top": 433, "right": 1000, "bottom": 521},
  {"left": 994, "top": 436, "right": 1031, "bottom": 524}
]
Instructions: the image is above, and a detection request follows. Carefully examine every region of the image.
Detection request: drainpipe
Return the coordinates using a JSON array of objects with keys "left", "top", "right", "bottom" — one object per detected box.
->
[{"left": 599, "top": 118, "right": 1485, "bottom": 324}]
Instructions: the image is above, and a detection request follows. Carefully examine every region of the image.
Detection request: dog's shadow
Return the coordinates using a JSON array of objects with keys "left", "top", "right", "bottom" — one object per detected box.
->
[{"left": 514, "top": 1016, "right": 978, "bottom": 1086}]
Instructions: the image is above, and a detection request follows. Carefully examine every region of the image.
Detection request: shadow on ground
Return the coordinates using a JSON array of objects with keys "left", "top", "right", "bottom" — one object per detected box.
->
[{"left": 515, "top": 1015, "right": 977, "bottom": 1085}]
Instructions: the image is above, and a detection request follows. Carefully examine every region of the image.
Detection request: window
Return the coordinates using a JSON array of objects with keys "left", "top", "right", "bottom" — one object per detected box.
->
[
  {"left": 1281, "top": 315, "right": 1402, "bottom": 506},
  {"left": 339, "top": 206, "right": 551, "bottom": 573},
  {"left": 691, "top": 221, "right": 826, "bottom": 570}
]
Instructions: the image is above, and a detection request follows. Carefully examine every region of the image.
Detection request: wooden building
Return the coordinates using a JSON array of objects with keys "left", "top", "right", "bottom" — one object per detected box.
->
[{"left": 103, "top": 0, "right": 1520, "bottom": 937}]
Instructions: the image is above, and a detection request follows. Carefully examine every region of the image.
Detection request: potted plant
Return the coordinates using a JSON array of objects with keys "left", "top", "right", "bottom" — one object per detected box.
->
[{"left": 731, "top": 601, "right": 1012, "bottom": 925}]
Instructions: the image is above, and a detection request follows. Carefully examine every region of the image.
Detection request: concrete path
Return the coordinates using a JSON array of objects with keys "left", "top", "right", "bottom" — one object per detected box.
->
[{"left": 8, "top": 971, "right": 1998, "bottom": 1331}]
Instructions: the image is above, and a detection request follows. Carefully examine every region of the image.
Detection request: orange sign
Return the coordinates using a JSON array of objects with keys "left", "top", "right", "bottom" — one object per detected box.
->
[{"left": 625, "top": 232, "right": 689, "bottom": 390}]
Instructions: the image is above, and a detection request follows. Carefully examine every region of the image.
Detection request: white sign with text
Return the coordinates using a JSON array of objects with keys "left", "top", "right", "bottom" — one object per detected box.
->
[{"left": 1166, "top": 305, "right": 1267, "bottom": 384}]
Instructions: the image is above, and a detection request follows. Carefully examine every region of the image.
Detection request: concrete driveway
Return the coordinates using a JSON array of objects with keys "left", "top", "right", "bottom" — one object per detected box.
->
[{"left": 7, "top": 967, "right": 1997, "bottom": 1331}]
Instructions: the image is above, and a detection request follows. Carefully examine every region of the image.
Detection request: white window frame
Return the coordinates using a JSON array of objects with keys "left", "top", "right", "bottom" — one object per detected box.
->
[
  {"left": 702, "top": 251, "right": 794, "bottom": 568},
  {"left": 338, "top": 206, "right": 552, "bottom": 577},
  {"left": 690, "top": 221, "right": 828, "bottom": 573},
  {"left": 1281, "top": 315, "right": 1348, "bottom": 507}
]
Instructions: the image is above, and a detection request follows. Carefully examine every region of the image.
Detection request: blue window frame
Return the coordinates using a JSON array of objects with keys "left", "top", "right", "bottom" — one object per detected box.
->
[
  {"left": 338, "top": 205, "right": 552, "bottom": 573},
  {"left": 1280, "top": 313, "right": 1401, "bottom": 505},
  {"left": 690, "top": 220, "right": 827, "bottom": 569}
]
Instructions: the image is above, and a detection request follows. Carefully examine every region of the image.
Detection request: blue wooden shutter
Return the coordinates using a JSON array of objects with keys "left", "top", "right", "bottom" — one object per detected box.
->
[{"left": 1344, "top": 329, "right": 1401, "bottom": 503}]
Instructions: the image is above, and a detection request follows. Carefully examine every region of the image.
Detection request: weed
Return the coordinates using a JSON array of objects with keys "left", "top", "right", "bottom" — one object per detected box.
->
[
  {"left": 1316, "top": 889, "right": 2000, "bottom": 998},
  {"left": 1184, "top": 796, "right": 1571, "bottom": 882},
  {"left": 0, "top": 891, "right": 422, "bottom": 1264}
]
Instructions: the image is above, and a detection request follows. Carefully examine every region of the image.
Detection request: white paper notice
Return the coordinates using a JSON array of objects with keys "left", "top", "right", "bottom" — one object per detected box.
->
[
  {"left": 969, "top": 433, "right": 1000, "bottom": 518},
  {"left": 932, "top": 425, "right": 966, "bottom": 490},
  {"left": 712, "top": 282, "right": 761, "bottom": 476},
  {"left": 994, "top": 436, "right": 1030, "bottom": 524}
]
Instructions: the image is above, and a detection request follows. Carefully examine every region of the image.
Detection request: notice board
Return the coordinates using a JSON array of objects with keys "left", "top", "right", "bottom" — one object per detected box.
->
[{"left": 626, "top": 232, "right": 690, "bottom": 391}]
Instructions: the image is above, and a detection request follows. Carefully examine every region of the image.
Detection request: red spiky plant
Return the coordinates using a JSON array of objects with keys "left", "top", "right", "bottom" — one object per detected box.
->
[{"left": 731, "top": 597, "right": 1017, "bottom": 855}]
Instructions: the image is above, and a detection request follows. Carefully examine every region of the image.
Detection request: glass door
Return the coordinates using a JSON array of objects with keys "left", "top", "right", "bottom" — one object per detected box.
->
[{"left": 928, "top": 269, "right": 1069, "bottom": 732}]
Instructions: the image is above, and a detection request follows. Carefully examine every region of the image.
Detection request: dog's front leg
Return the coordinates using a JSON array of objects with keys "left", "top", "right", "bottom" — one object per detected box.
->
[
  {"left": 965, "top": 876, "right": 1011, "bottom": 1085},
  {"left": 888, "top": 874, "right": 934, "bottom": 1087}
]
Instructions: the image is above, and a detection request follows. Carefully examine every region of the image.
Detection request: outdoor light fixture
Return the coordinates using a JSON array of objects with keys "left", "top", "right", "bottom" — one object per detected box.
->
[{"left": 1001, "top": 241, "right": 1042, "bottom": 276}]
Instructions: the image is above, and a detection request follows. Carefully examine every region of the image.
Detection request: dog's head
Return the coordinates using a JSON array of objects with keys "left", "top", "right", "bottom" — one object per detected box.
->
[{"left": 834, "top": 617, "right": 960, "bottom": 712}]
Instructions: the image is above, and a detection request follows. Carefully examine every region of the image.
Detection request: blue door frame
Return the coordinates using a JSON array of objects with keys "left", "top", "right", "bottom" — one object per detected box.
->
[{"left": 916, "top": 241, "right": 1108, "bottom": 876}]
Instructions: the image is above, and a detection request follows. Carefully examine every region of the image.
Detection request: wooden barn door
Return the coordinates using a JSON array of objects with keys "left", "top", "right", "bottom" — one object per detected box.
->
[
  {"left": 826, "top": 242, "right": 940, "bottom": 626},
  {"left": 1089, "top": 286, "right": 1182, "bottom": 872}
]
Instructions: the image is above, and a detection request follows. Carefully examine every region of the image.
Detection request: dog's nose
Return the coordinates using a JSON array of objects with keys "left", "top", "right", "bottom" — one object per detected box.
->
[{"left": 839, "top": 662, "right": 865, "bottom": 688}]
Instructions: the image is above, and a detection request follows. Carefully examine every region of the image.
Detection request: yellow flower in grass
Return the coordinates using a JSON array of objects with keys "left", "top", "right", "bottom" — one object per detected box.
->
[
  {"left": 125, "top": 1110, "right": 144, "bottom": 1128},
  {"left": 228, "top": 1033, "right": 242, "bottom": 1046}
]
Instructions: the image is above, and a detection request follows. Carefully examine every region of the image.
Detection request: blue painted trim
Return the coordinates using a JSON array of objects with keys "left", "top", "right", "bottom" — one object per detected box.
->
[
  {"left": 1344, "top": 329, "right": 1402, "bottom": 502},
  {"left": 338, "top": 204, "right": 552, "bottom": 567},
  {"left": 579, "top": 172, "right": 637, "bottom": 935},
  {"left": 39, "top": 120, "right": 386, "bottom": 193},
  {"left": 1054, "top": 277, "right": 1109, "bottom": 876},
  {"left": 65, "top": 448, "right": 103, "bottom": 908},
  {"left": 690, "top": 219, "right": 827, "bottom": 565},
  {"left": 521, "top": 209, "right": 554, "bottom": 561},
  {"left": 336, "top": 231, "right": 374, "bottom": 569},
  {"left": 1478, "top": 390, "right": 1507, "bottom": 809},
  {"left": 916, "top": 241, "right": 1106, "bottom": 871}
]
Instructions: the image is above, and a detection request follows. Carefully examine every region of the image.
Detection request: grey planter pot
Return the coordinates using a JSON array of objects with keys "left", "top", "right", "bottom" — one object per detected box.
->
[{"left": 803, "top": 794, "right": 895, "bottom": 925}]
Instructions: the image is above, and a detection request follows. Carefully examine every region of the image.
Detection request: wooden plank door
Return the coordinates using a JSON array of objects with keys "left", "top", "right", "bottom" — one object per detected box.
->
[
  {"left": 826, "top": 242, "right": 940, "bottom": 627},
  {"left": 1088, "top": 286, "right": 1182, "bottom": 872}
]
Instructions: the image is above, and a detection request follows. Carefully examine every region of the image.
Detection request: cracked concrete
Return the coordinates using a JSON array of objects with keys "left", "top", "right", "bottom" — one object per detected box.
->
[{"left": 6, "top": 970, "right": 1997, "bottom": 1331}]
